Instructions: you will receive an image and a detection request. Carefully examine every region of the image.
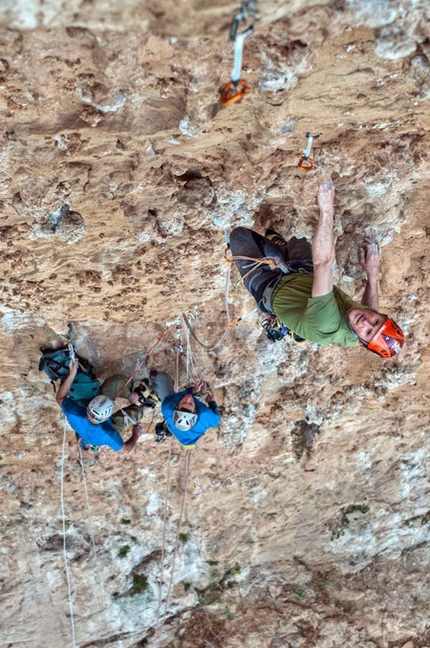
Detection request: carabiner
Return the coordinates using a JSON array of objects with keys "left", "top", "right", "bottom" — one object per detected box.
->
[
  {"left": 224, "top": 245, "right": 236, "bottom": 263},
  {"left": 297, "top": 155, "right": 316, "bottom": 171},
  {"left": 220, "top": 79, "right": 250, "bottom": 105}
]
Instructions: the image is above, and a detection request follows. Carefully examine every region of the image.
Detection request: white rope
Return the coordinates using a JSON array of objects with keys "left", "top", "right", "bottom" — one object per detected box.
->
[
  {"left": 78, "top": 447, "right": 112, "bottom": 645},
  {"left": 119, "top": 408, "right": 137, "bottom": 427},
  {"left": 190, "top": 345, "right": 204, "bottom": 384},
  {"left": 61, "top": 416, "right": 77, "bottom": 647},
  {"left": 174, "top": 349, "right": 180, "bottom": 393},
  {"left": 154, "top": 435, "right": 173, "bottom": 642},
  {"left": 182, "top": 318, "right": 203, "bottom": 385},
  {"left": 231, "top": 27, "right": 253, "bottom": 83},
  {"left": 159, "top": 451, "right": 191, "bottom": 627},
  {"left": 185, "top": 329, "right": 191, "bottom": 388},
  {"left": 155, "top": 340, "right": 186, "bottom": 642}
]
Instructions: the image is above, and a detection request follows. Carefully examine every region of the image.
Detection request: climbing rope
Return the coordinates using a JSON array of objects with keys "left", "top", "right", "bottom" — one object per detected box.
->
[
  {"left": 219, "top": 0, "right": 258, "bottom": 105},
  {"left": 154, "top": 435, "right": 174, "bottom": 642},
  {"left": 185, "top": 326, "right": 191, "bottom": 387},
  {"left": 154, "top": 326, "right": 203, "bottom": 639},
  {"left": 181, "top": 230, "right": 280, "bottom": 352},
  {"left": 157, "top": 450, "right": 192, "bottom": 633},
  {"left": 60, "top": 417, "right": 77, "bottom": 648},
  {"left": 181, "top": 272, "right": 258, "bottom": 351},
  {"left": 78, "top": 447, "right": 112, "bottom": 646},
  {"left": 183, "top": 319, "right": 204, "bottom": 386},
  {"left": 58, "top": 323, "right": 73, "bottom": 346},
  {"left": 115, "top": 325, "right": 171, "bottom": 399},
  {"left": 181, "top": 323, "right": 207, "bottom": 499},
  {"left": 184, "top": 448, "right": 204, "bottom": 498},
  {"left": 174, "top": 316, "right": 184, "bottom": 392},
  {"left": 182, "top": 311, "right": 231, "bottom": 352}
]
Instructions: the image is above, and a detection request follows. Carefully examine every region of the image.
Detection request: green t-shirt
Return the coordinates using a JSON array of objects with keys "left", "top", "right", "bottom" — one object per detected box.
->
[{"left": 272, "top": 274, "right": 363, "bottom": 347}]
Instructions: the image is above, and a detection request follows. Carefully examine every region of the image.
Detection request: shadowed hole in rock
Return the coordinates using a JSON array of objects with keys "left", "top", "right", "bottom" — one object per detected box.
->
[
  {"left": 291, "top": 420, "right": 321, "bottom": 460},
  {"left": 41, "top": 203, "right": 85, "bottom": 243}
]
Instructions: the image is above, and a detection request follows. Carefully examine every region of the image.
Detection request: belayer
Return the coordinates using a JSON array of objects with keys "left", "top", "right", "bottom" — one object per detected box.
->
[
  {"left": 229, "top": 178, "right": 404, "bottom": 358},
  {"left": 56, "top": 359, "right": 158, "bottom": 453},
  {"left": 148, "top": 371, "right": 221, "bottom": 447}
]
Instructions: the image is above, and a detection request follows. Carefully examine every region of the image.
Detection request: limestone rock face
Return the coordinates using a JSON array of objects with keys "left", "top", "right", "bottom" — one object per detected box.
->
[{"left": 0, "top": 1, "right": 429, "bottom": 647}]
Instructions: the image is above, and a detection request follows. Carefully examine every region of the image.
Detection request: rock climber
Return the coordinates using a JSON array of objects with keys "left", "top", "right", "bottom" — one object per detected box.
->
[
  {"left": 148, "top": 370, "right": 221, "bottom": 447},
  {"left": 229, "top": 178, "right": 404, "bottom": 358},
  {"left": 56, "top": 359, "right": 156, "bottom": 452}
]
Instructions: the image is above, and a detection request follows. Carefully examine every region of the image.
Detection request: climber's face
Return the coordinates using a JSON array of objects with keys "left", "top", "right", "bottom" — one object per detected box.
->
[
  {"left": 348, "top": 307, "right": 386, "bottom": 343},
  {"left": 177, "top": 393, "right": 196, "bottom": 414}
]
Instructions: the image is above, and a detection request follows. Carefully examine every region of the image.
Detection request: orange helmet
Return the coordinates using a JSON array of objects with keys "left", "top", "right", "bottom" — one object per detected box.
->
[{"left": 366, "top": 318, "right": 405, "bottom": 358}]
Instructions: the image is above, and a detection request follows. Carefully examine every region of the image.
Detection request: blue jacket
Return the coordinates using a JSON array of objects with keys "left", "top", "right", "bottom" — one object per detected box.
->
[
  {"left": 161, "top": 388, "right": 221, "bottom": 447},
  {"left": 61, "top": 398, "right": 124, "bottom": 451}
]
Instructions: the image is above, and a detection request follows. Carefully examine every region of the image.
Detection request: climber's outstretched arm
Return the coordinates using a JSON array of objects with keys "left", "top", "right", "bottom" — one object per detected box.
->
[
  {"left": 359, "top": 238, "right": 381, "bottom": 311},
  {"left": 119, "top": 424, "right": 144, "bottom": 453},
  {"left": 56, "top": 359, "right": 78, "bottom": 406},
  {"left": 312, "top": 179, "right": 336, "bottom": 298}
]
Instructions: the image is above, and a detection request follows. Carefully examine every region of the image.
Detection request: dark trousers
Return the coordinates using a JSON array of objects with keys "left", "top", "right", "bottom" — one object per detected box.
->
[{"left": 229, "top": 227, "right": 313, "bottom": 311}]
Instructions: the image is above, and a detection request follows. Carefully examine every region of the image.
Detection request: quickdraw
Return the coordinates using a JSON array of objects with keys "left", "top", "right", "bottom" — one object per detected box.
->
[
  {"left": 227, "top": 317, "right": 241, "bottom": 329},
  {"left": 219, "top": 0, "right": 258, "bottom": 106},
  {"left": 297, "top": 155, "right": 316, "bottom": 171},
  {"left": 297, "top": 132, "right": 321, "bottom": 171}
]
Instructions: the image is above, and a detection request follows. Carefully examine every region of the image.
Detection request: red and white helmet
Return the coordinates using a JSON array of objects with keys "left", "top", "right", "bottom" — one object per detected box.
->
[
  {"left": 173, "top": 410, "right": 198, "bottom": 432},
  {"left": 366, "top": 318, "right": 405, "bottom": 359},
  {"left": 87, "top": 396, "right": 114, "bottom": 423}
]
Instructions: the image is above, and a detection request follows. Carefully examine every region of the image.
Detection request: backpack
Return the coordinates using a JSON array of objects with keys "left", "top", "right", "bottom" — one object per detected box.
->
[{"left": 39, "top": 346, "right": 101, "bottom": 407}]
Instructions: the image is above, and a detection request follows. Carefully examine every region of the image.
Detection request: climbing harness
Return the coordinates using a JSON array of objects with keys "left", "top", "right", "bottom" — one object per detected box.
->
[
  {"left": 297, "top": 132, "right": 321, "bottom": 171},
  {"left": 219, "top": 0, "right": 258, "bottom": 105},
  {"left": 224, "top": 233, "right": 312, "bottom": 342}
]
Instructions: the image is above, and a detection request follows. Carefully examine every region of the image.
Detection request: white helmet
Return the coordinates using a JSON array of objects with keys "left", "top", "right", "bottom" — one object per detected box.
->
[
  {"left": 87, "top": 396, "right": 114, "bottom": 424},
  {"left": 173, "top": 410, "right": 198, "bottom": 432}
]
